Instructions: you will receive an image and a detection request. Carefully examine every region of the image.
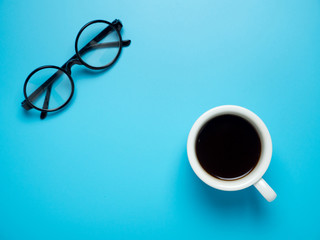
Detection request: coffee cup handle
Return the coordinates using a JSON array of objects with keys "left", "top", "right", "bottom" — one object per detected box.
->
[{"left": 254, "top": 178, "right": 277, "bottom": 202}]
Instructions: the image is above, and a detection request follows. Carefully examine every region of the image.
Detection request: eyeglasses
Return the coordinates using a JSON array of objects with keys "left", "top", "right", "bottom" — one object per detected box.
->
[{"left": 21, "top": 19, "right": 131, "bottom": 119}]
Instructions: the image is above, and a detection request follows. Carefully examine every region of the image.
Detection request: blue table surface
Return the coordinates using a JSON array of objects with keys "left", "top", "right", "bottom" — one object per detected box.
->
[{"left": 1, "top": 1, "right": 320, "bottom": 239}]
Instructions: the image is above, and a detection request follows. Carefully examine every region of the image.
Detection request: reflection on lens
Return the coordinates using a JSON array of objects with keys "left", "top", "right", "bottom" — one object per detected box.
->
[
  {"left": 76, "top": 21, "right": 121, "bottom": 68},
  {"left": 25, "top": 67, "right": 73, "bottom": 111}
]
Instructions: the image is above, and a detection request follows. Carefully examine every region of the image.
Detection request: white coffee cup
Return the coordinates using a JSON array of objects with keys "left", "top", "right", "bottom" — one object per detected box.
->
[{"left": 187, "top": 105, "right": 277, "bottom": 202}]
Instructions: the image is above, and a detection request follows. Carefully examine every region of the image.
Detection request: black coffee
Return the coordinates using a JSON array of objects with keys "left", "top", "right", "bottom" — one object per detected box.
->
[{"left": 196, "top": 114, "right": 261, "bottom": 180}]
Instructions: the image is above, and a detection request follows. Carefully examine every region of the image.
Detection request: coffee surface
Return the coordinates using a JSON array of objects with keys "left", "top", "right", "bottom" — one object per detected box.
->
[{"left": 196, "top": 114, "right": 261, "bottom": 180}]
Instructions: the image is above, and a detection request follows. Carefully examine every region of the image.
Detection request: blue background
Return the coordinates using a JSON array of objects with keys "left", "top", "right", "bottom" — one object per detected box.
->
[{"left": 1, "top": 0, "right": 320, "bottom": 239}]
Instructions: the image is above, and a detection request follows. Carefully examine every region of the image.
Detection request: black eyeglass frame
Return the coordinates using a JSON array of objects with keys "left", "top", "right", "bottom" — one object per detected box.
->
[
  {"left": 22, "top": 19, "right": 131, "bottom": 118},
  {"left": 23, "top": 65, "right": 75, "bottom": 113}
]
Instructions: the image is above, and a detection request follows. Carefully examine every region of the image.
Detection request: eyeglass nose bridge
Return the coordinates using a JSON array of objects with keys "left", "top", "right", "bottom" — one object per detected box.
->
[{"left": 64, "top": 57, "right": 82, "bottom": 75}]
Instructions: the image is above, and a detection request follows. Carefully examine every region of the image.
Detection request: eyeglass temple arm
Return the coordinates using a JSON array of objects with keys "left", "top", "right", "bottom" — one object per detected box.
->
[
  {"left": 40, "top": 84, "right": 52, "bottom": 119},
  {"left": 21, "top": 19, "right": 130, "bottom": 110},
  {"left": 76, "top": 40, "right": 131, "bottom": 59},
  {"left": 89, "top": 40, "right": 131, "bottom": 49}
]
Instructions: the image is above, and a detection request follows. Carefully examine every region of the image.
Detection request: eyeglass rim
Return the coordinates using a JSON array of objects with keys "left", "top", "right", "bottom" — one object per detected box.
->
[
  {"left": 23, "top": 65, "right": 75, "bottom": 112},
  {"left": 74, "top": 19, "right": 123, "bottom": 70}
]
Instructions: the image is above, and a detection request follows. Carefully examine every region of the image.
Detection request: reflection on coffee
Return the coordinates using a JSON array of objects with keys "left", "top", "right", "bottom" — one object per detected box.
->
[{"left": 196, "top": 114, "right": 261, "bottom": 180}]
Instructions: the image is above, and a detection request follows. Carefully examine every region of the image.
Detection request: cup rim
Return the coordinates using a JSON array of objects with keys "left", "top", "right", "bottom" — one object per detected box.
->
[{"left": 187, "top": 105, "right": 272, "bottom": 191}]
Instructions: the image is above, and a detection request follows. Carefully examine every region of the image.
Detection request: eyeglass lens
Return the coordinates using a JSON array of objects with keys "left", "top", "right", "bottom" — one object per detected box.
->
[
  {"left": 25, "top": 68, "right": 73, "bottom": 111},
  {"left": 76, "top": 22, "right": 121, "bottom": 68}
]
